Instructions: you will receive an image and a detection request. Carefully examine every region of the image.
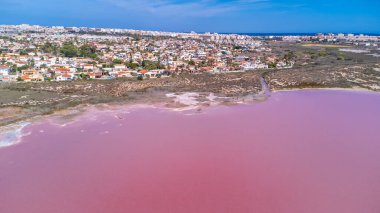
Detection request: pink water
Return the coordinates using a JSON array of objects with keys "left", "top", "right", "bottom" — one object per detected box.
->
[{"left": 1, "top": 90, "right": 380, "bottom": 213}]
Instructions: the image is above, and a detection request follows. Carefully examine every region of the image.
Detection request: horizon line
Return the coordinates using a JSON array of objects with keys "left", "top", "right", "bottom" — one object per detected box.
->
[{"left": 1, "top": 23, "right": 380, "bottom": 36}]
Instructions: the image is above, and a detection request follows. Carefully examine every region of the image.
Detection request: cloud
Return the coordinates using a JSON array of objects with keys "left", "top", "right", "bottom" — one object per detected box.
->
[{"left": 106, "top": 0, "right": 269, "bottom": 17}]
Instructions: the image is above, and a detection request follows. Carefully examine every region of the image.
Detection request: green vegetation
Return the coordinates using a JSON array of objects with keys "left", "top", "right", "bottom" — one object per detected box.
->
[
  {"left": 41, "top": 42, "right": 59, "bottom": 55},
  {"left": 337, "top": 53, "right": 346, "bottom": 61},
  {"left": 19, "top": 50, "right": 29, "bottom": 55},
  {"left": 318, "top": 51, "right": 327, "bottom": 57},
  {"left": 59, "top": 42, "right": 98, "bottom": 58},
  {"left": 283, "top": 51, "right": 295, "bottom": 63},
  {"left": 102, "top": 64, "right": 114, "bottom": 68},
  {"left": 112, "top": 59, "right": 123, "bottom": 64},
  {"left": 233, "top": 45, "right": 243, "bottom": 50},
  {"left": 17, "top": 65, "right": 31, "bottom": 71},
  {"left": 78, "top": 73, "right": 90, "bottom": 79},
  {"left": 198, "top": 59, "right": 215, "bottom": 67},
  {"left": 60, "top": 42, "right": 78, "bottom": 58},
  {"left": 79, "top": 44, "right": 97, "bottom": 59},
  {"left": 126, "top": 62, "right": 139, "bottom": 69},
  {"left": 267, "top": 62, "right": 277, "bottom": 68},
  {"left": 141, "top": 60, "right": 164, "bottom": 70}
]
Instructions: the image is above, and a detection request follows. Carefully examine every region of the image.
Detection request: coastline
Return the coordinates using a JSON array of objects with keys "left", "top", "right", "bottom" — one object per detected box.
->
[
  {"left": 271, "top": 86, "right": 376, "bottom": 93},
  {"left": 1, "top": 86, "right": 380, "bottom": 148}
]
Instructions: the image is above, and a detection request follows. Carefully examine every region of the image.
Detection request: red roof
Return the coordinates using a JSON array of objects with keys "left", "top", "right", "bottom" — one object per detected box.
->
[
  {"left": 200, "top": 67, "right": 213, "bottom": 71},
  {"left": 55, "top": 67, "right": 70, "bottom": 72},
  {"left": 139, "top": 70, "right": 148, "bottom": 74},
  {"left": 0, "top": 65, "right": 9, "bottom": 69}
]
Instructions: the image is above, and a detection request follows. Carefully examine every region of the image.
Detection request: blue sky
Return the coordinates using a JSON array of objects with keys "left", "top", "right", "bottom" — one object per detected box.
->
[{"left": 0, "top": 0, "right": 379, "bottom": 33}]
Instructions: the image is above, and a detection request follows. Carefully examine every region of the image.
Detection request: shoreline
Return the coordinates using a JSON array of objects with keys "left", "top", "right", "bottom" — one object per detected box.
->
[
  {"left": 1, "top": 87, "right": 380, "bottom": 148},
  {"left": 271, "top": 86, "right": 377, "bottom": 93}
]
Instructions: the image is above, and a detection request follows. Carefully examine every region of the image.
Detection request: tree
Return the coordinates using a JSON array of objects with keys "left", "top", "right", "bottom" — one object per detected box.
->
[
  {"left": 60, "top": 42, "right": 78, "bottom": 58},
  {"left": 19, "top": 49, "right": 29, "bottom": 55},
  {"left": 79, "top": 73, "right": 90, "bottom": 79},
  {"left": 79, "top": 44, "right": 97, "bottom": 59},
  {"left": 283, "top": 51, "right": 295, "bottom": 63},
  {"left": 17, "top": 65, "right": 30, "bottom": 71},
  {"left": 233, "top": 45, "right": 243, "bottom": 50},
  {"left": 267, "top": 62, "right": 277, "bottom": 68},
  {"left": 28, "top": 59, "right": 35, "bottom": 67},
  {"left": 142, "top": 60, "right": 163, "bottom": 70},
  {"left": 102, "top": 64, "right": 114, "bottom": 68},
  {"left": 126, "top": 62, "right": 139, "bottom": 69},
  {"left": 112, "top": 59, "right": 123, "bottom": 64},
  {"left": 188, "top": 60, "right": 195, "bottom": 66},
  {"left": 41, "top": 42, "right": 54, "bottom": 53},
  {"left": 41, "top": 42, "right": 59, "bottom": 56}
]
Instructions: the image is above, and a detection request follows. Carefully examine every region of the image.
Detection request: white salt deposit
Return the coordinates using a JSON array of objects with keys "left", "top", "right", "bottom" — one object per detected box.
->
[
  {"left": 339, "top": 48, "right": 370, "bottom": 53},
  {"left": 0, "top": 123, "right": 30, "bottom": 148},
  {"left": 166, "top": 93, "right": 200, "bottom": 106}
]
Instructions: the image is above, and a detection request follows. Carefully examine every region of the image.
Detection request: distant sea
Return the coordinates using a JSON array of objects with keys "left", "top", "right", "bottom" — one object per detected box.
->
[{"left": 215, "top": 33, "right": 380, "bottom": 36}]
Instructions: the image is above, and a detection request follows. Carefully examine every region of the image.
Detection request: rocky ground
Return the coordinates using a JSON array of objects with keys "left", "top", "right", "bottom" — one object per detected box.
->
[
  {"left": 264, "top": 63, "right": 380, "bottom": 91},
  {"left": 264, "top": 42, "right": 380, "bottom": 91}
]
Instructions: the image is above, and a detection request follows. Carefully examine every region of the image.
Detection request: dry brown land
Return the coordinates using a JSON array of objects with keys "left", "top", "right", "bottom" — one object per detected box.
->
[
  {"left": 0, "top": 72, "right": 263, "bottom": 126},
  {"left": 1, "top": 42, "right": 379, "bottom": 127}
]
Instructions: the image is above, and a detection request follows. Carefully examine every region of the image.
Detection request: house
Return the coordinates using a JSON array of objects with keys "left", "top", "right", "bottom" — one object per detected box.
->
[
  {"left": 0, "top": 65, "right": 10, "bottom": 76},
  {"left": 1, "top": 75, "right": 18, "bottom": 82},
  {"left": 55, "top": 73, "right": 73, "bottom": 81},
  {"left": 35, "top": 60, "right": 51, "bottom": 67},
  {"left": 197, "top": 51, "right": 207, "bottom": 58},
  {"left": 54, "top": 67, "right": 71, "bottom": 74},
  {"left": 114, "top": 64, "right": 126, "bottom": 70},
  {"left": 199, "top": 67, "right": 213, "bottom": 72},
  {"left": 15, "top": 61, "right": 28, "bottom": 67},
  {"left": 144, "top": 69, "right": 165, "bottom": 78},
  {"left": 116, "top": 70, "right": 137, "bottom": 78},
  {"left": 88, "top": 71, "right": 103, "bottom": 79},
  {"left": 213, "top": 66, "right": 229, "bottom": 73},
  {"left": 21, "top": 70, "right": 44, "bottom": 82},
  {"left": 81, "top": 64, "right": 94, "bottom": 70},
  {"left": 139, "top": 70, "right": 149, "bottom": 75}
]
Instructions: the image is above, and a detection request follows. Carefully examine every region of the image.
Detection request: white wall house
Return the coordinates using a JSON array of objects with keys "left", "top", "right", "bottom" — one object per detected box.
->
[{"left": 0, "top": 65, "right": 10, "bottom": 76}]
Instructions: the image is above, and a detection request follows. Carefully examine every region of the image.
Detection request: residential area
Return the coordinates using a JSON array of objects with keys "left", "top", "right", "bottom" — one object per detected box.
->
[
  {"left": 0, "top": 24, "right": 379, "bottom": 83},
  {"left": 0, "top": 24, "right": 291, "bottom": 82}
]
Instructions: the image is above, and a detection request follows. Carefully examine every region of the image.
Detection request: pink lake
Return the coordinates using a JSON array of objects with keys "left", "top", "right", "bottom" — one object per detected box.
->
[{"left": 1, "top": 90, "right": 380, "bottom": 213}]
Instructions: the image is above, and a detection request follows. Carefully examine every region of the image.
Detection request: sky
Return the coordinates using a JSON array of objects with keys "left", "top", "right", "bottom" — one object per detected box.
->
[{"left": 0, "top": 0, "right": 379, "bottom": 33}]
